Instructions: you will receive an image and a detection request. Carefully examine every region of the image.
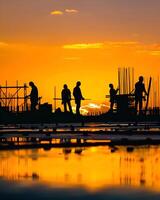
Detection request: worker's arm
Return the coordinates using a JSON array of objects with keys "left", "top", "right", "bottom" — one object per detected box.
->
[
  {"left": 116, "top": 88, "right": 119, "bottom": 94},
  {"left": 25, "top": 94, "right": 30, "bottom": 99}
]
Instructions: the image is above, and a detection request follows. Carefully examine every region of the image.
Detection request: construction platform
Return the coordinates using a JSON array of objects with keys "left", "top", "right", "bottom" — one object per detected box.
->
[{"left": 0, "top": 122, "right": 160, "bottom": 150}]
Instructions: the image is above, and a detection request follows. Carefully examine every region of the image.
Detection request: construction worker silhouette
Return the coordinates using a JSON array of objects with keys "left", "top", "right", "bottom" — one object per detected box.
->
[
  {"left": 61, "top": 84, "right": 72, "bottom": 113},
  {"left": 135, "top": 76, "right": 147, "bottom": 113},
  {"left": 109, "top": 83, "right": 119, "bottom": 111},
  {"left": 28, "top": 82, "right": 38, "bottom": 111},
  {"left": 73, "top": 81, "right": 84, "bottom": 115}
]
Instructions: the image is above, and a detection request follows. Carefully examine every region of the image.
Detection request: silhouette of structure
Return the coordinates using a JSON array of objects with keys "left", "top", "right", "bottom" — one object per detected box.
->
[
  {"left": 73, "top": 81, "right": 84, "bottom": 115},
  {"left": 28, "top": 82, "right": 38, "bottom": 111},
  {"left": 135, "top": 76, "right": 148, "bottom": 114},
  {"left": 106, "top": 68, "right": 135, "bottom": 114},
  {"left": 61, "top": 84, "right": 72, "bottom": 113},
  {"left": 116, "top": 67, "right": 135, "bottom": 114},
  {"left": 109, "top": 84, "right": 119, "bottom": 111},
  {"left": 0, "top": 81, "right": 28, "bottom": 112},
  {"left": 116, "top": 68, "right": 151, "bottom": 115},
  {"left": 118, "top": 67, "right": 135, "bottom": 95},
  {"left": 0, "top": 68, "right": 158, "bottom": 125}
]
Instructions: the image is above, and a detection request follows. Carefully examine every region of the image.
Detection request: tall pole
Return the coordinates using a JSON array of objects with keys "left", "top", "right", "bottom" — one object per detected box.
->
[
  {"left": 118, "top": 67, "right": 121, "bottom": 94},
  {"left": 132, "top": 68, "right": 134, "bottom": 92},
  {"left": 54, "top": 86, "right": 57, "bottom": 112},
  {"left": 126, "top": 68, "right": 128, "bottom": 94},
  {"left": 16, "top": 80, "right": 19, "bottom": 112},
  {"left": 145, "top": 77, "right": 152, "bottom": 114},
  {"left": 24, "top": 83, "right": 27, "bottom": 111},
  {"left": 123, "top": 67, "right": 125, "bottom": 94},
  {"left": 158, "top": 76, "right": 160, "bottom": 107},
  {"left": 5, "top": 81, "right": 7, "bottom": 107},
  {"left": 128, "top": 67, "right": 131, "bottom": 93}
]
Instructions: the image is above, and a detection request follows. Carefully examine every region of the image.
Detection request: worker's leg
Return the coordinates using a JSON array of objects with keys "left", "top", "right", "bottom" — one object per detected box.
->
[
  {"left": 110, "top": 101, "right": 114, "bottom": 111},
  {"left": 139, "top": 98, "right": 143, "bottom": 114},
  {"left": 135, "top": 98, "right": 138, "bottom": 114},
  {"left": 31, "top": 102, "right": 37, "bottom": 111},
  {"left": 67, "top": 101, "right": 73, "bottom": 113},
  {"left": 64, "top": 102, "right": 67, "bottom": 112},
  {"left": 76, "top": 101, "right": 81, "bottom": 115}
]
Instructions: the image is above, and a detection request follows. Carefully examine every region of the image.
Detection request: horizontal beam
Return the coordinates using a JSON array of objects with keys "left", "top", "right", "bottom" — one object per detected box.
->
[
  {"left": 0, "top": 97, "right": 27, "bottom": 99},
  {"left": 0, "top": 86, "right": 28, "bottom": 89},
  {"left": 53, "top": 98, "right": 91, "bottom": 101}
]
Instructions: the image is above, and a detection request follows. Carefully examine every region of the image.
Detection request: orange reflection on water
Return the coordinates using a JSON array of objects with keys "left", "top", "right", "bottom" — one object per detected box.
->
[{"left": 0, "top": 146, "right": 160, "bottom": 191}]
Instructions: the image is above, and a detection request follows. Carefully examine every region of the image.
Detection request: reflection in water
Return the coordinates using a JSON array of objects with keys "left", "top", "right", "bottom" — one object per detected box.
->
[{"left": 0, "top": 146, "right": 160, "bottom": 192}]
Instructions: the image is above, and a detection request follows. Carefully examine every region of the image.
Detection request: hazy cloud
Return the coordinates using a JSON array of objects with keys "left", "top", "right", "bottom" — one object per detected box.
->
[
  {"left": 50, "top": 9, "right": 78, "bottom": 16},
  {"left": 63, "top": 43, "right": 104, "bottom": 49},
  {"left": 102, "top": 41, "right": 139, "bottom": 49},
  {"left": 150, "top": 50, "right": 160, "bottom": 56},
  {"left": 64, "top": 57, "right": 80, "bottom": 61},
  {"left": 135, "top": 43, "right": 160, "bottom": 56},
  {"left": 0, "top": 42, "right": 9, "bottom": 48},
  {"left": 65, "top": 9, "right": 79, "bottom": 14}
]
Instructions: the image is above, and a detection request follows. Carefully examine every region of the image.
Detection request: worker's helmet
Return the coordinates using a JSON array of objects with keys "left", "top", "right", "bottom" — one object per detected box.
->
[
  {"left": 139, "top": 76, "right": 144, "bottom": 82},
  {"left": 109, "top": 83, "right": 113, "bottom": 88},
  {"left": 29, "top": 81, "right": 34, "bottom": 87},
  {"left": 64, "top": 84, "right": 68, "bottom": 89},
  {"left": 76, "top": 81, "right": 81, "bottom": 86}
]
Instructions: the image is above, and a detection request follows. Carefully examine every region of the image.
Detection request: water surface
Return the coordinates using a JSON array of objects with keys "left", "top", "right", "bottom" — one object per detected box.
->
[{"left": 0, "top": 145, "right": 160, "bottom": 199}]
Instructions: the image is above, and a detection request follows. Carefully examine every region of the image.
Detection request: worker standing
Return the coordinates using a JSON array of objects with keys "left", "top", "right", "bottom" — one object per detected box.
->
[
  {"left": 73, "top": 81, "right": 84, "bottom": 115},
  {"left": 28, "top": 81, "right": 38, "bottom": 111},
  {"left": 61, "top": 84, "right": 72, "bottom": 113},
  {"left": 135, "top": 76, "right": 147, "bottom": 114},
  {"left": 109, "top": 83, "right": 119, "bottom": 111}
]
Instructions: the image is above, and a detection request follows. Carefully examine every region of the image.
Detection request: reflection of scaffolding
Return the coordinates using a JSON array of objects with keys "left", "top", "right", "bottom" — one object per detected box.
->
[{"left": 0, "top": 81, "right": 28, "bottom": 112}]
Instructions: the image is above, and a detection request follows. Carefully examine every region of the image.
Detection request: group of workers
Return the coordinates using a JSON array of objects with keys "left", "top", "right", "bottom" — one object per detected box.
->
[
  {"left": 27, "top": 76, "right": 148, "bottom": 115},
  {"left": 27, "top": 81, "right": 84, "bottom": 115},
  {"left": 61, "top": 81, "right": 84, "bottom": 115},
  {"left": 109, "top": 76, "right": 148, "bottom": 113}
]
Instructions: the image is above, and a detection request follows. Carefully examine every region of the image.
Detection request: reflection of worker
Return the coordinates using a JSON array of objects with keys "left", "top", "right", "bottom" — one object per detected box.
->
[
  {"left": 109, "top": 84, "right": 119, "bottom": 111},
  {"left": 73, "top": 81, "right": 84, "bottom": 115},
  {"left": 135, "top": 76, "right": 147, "bottom": 113},
  {"left": 61, "top": 84, "right": 72, "bottom": 113},
  {"left": 28, "top": 81, "right": 38, "bottom": 111}
]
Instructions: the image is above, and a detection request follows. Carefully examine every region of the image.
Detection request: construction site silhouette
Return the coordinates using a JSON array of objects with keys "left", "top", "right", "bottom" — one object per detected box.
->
[{"left": 0, "top": 68, "right": 159, "bottom": 124}]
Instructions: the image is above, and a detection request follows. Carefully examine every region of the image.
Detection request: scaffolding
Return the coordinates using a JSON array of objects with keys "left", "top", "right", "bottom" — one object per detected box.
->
[
  {"left": 106, "top": 67, "right": 153, "bottom": 114},
  {"left": 0, "top": 81, "right": 28, "bottom": 112},
  {"left": 116, "top": 67, "right": 135, "bottom": 113}
]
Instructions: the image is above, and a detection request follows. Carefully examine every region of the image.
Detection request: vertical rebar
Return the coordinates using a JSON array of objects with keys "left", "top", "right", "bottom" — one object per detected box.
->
[
  {"left": 118, "top": 67, "right": 121, "bottom": 94},
  {"left": 54, "top": 86, "right": 57, "bottom": 112},
  {"left": 5, "top": 81, "right": 7, "bottom": 107}
]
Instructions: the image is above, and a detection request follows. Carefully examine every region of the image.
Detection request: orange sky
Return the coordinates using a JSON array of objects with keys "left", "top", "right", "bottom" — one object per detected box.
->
[{"left": 1, "top": 0, "right": 160, "bottom": 108}]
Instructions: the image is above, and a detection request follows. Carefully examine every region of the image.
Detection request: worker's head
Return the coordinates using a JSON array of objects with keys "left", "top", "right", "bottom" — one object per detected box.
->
[
  {"left": 139, "top": 76, "right": 144, "bottom": 82},
  {"left": 109, "top": 83, "right": 113, "bottom": 89},
  {"left": 29, "top": 81, "right": 34, "bottom": 87},
  {"left": 76, "top": 81, "right": 81, "bottom": 86},
  {"left": 63, "top": 84, "right": 68, "bottom": 89}
]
